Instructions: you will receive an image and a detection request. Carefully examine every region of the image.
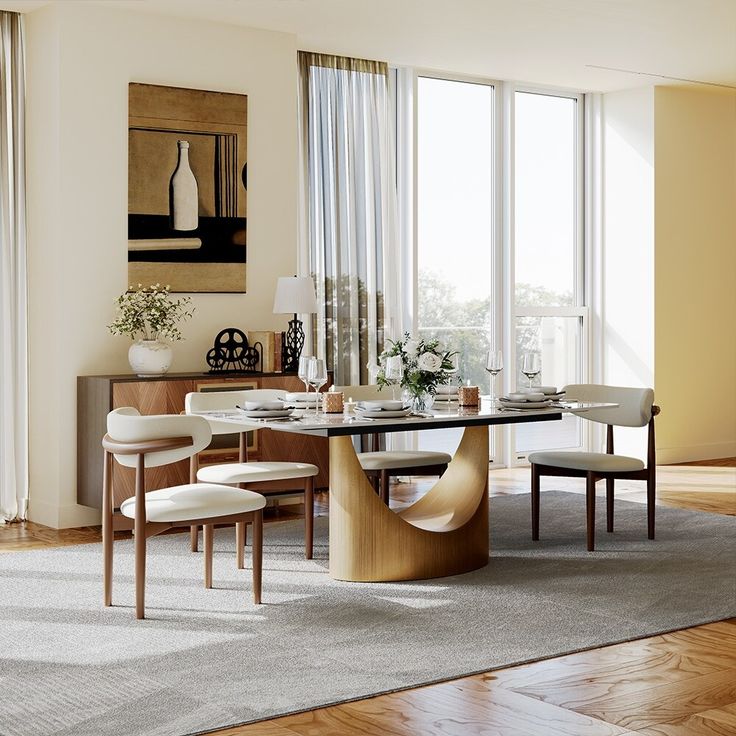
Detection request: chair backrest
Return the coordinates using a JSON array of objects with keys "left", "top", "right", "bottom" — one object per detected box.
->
[
  {"left": 106, "top": 407, "right": 212, "bottom": 468},
  {"left": 564, "top": 384, "right": 654, "bottom": 427},
  {"left": 185, "top": 389, "right": 286, "bottom": 435},
  {"left": 333, "top": 384, "right": 389, "bottom": 401}
]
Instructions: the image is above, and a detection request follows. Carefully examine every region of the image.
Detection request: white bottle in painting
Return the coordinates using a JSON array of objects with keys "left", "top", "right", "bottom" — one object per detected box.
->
[{"left": 169, "top": 140, "right": 198, "bottom": 231}]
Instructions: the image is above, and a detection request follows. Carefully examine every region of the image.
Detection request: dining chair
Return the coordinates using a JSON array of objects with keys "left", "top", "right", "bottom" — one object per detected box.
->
[
  {"left": 185, "top": 389, "right": 319, "bottom": 559},
  {"left": 103, "top": 408, "right": 266, "bottom": 619},
  {"left": 528, "top": 384, "right": 660, "bottom": 551},
  {"left": 334, "top": 384, "right": 452, "bottom": 505}
]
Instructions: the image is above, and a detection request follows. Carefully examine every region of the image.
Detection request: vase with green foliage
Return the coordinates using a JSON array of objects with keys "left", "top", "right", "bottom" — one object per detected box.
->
[{"left": 108, "top": 283, "right": 194, "bottom": 377}]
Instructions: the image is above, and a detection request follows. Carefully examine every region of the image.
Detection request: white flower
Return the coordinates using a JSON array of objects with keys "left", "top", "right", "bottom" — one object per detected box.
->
[
  {"left": 404, "top": 338, "right": 420, "bottom": 356},
  {"left": 417, "top": 352, "right": 443, "bottom": 372}
]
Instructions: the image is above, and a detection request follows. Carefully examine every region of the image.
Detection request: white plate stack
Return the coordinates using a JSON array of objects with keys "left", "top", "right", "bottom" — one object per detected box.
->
[
  {"left": 355, "top": 400, "right": 412, "bottom": 419},
  {"left": 497, "top": 386, "right": 565, "bottom": 410}
]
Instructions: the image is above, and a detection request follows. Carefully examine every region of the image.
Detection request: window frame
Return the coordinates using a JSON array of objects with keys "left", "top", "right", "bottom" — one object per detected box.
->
[{"left": 411, "top": 70, "right": 504, "bottom": 464}]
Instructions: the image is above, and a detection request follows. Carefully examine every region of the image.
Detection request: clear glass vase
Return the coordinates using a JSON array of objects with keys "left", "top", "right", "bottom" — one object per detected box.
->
[{"left": 402, "top": 389, "right": 434, "bottom": 412}]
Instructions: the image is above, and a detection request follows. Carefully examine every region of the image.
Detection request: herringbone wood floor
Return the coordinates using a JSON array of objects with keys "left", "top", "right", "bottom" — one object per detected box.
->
[{"left": 1, "top": 460, "right": 734, "bottom": 735}]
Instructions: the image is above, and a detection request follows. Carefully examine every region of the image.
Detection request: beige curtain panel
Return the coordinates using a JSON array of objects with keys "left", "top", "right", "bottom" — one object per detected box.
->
[{"left": 0, "top": 11, "right": 29, "bottom": 522}]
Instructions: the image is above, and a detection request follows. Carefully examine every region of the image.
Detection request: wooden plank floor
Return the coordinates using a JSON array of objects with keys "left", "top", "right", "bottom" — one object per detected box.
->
[{"left": 1, "top": 461, "right": 734, "bottom": 736}]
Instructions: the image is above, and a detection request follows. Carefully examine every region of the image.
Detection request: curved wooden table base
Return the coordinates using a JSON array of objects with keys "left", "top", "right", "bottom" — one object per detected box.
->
[{"left": 329, "top": 424, "right": 489, "bottom": 582}]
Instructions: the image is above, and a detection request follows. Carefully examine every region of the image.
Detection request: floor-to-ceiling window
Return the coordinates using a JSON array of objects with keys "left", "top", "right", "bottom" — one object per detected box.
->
[
  {"left": 511, "top": 89, "right": 586, "bottom": 461},
  {"left": 414, "top": 75, "right": 497, "bottom": 455},
  {"left": 409, "top": 76, "right": 587, "bottom": 463}
]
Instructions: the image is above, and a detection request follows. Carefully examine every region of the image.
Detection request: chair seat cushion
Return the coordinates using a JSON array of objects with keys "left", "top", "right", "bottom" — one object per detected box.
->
[
  {"left": 528, "top": 451, "right": 645, "bottom": 473},
  {"left": 197, "top": 461, "right": 319, "bottom": 485},
  {"left": 120, "top": 483, "right": 266, "bottom": 523},
  {"left": 357, "top": 450, "right": 452, "bottom": 471}
]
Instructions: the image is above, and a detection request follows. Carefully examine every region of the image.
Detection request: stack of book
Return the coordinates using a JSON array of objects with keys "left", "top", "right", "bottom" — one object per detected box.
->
[{"left": 247, "top": 330, "right": 285, "bottom": 373}]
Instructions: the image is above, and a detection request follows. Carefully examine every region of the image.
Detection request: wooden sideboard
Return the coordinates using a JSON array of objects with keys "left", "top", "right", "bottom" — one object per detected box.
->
[{"left": 78, "top": 372, "right": 330, "bottom": 509}]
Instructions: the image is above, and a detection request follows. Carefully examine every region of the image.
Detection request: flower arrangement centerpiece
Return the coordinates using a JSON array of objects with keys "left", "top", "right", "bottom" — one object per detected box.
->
[
  {"left": 108, "top": 283, "right": 195, "bottom": 377},
  {"left": 376, "top": 333, "right": 458, "bottom": 410}
]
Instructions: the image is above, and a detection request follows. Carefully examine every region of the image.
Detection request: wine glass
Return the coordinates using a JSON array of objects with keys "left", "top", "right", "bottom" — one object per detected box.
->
[
  {"left": 521, "top": 353, "right": 540, "bottom": 389},
  {"left": 298, "top": 355, "right": 313, "bottom": 407},
  {"left": 384, "top": 355, "right": 404, "bottom": 401},
  {"left": 485, "top": 349, "right": 503, "bottom": 401},
  {"left": 307, "top": 358, "right": 328, "bottom": 416}
]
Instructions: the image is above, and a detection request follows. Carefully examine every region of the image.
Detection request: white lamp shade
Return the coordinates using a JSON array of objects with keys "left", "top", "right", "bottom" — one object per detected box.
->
[{"left": 273, "top": 276, "right": 318, "bottom": 314}]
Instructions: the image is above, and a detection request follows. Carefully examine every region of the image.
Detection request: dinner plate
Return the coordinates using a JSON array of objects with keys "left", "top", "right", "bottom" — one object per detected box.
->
[
  {"left": 497, "top": 399, "right": 553, "bottom": 409},
  {"left": 433, "top": 394, "right": 458, "bottom": 401},
  {"left": 238, "top": 409, "right": 295, "bottom": 418},
  {"left": 285, "top": 401, "right": 321, "bottom": 409},
  {"left": 355, "top": 408, "right": 413, "bottom": 419}
]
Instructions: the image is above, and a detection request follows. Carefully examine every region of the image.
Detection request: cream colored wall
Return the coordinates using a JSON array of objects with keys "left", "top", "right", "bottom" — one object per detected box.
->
[
  {"left": 24, "top": 3, "right": 298, "bottom": 527},
  {"left": 654, "top": 86, "right": 736, "bottom": 463}
]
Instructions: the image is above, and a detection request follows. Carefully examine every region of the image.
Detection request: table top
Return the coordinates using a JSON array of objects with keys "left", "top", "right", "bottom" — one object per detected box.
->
[{"left": 194, "top": 399, "right": 617, "bottom": 437}]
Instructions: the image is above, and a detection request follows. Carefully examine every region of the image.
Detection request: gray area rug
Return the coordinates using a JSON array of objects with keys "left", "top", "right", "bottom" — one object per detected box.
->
[{"left": 0, "top": 491, "right": 734, "bottom": 736}]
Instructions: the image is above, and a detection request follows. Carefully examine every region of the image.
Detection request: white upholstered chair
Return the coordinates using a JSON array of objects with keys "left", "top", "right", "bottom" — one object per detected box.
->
[
  {"left": 103, "top": 408, "right": 266, "bottom": 619},
  {"left": 185, "top": 389, "right": 319, "bottom": 559},
  {"left": 528, "top": 384, "right": 660, "bottom": 551},
  {"left": 335, "top": 385, "right": 452, "bottom": 505}
]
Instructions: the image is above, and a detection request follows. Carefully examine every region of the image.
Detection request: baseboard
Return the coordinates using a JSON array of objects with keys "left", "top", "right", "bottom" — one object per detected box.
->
[
  {"left": 657, "top": 441, "right": 736, "bottom": 466},
  {"left": 28, "top": 499, "right": 101, "bottom": 529}
]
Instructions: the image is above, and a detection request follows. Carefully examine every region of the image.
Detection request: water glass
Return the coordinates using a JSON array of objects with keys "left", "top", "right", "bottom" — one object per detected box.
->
[
  {"left": 522, "top": 353, "right": 540, "bottom": 389},
  {"left": 307, "top": 358, "right": 328, "bottom": 415}
]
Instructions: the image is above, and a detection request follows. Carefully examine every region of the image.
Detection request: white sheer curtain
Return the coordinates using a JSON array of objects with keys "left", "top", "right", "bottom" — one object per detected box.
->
[
  {"left": 0, "top": 11, "right": 29, "bottom": 523},
  {"left": 298, "top": 52, "right": 403, "bottom": 385}
]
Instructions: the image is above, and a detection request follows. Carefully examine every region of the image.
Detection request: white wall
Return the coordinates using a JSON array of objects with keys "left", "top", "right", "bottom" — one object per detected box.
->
[
  {"left": 654, "top": 86, "right": 736, "bottom": 463},
  {"left": 24, "top": 3, "right": 298, "bottom": 527},
  {"left": 600, "top": 87, "right": 655, "bottom": 459}
]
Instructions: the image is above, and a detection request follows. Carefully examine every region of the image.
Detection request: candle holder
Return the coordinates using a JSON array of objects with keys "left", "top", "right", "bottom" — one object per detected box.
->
[
  {"left": 458, "top": 385, "right": 479, "bottom": 407},
  {"left": 323, "top": 391, "right": 344, "bottom": 414}
]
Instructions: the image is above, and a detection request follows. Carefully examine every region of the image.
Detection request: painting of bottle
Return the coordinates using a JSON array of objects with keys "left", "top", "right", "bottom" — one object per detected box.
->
[{"left": 169, "top": 140, "right": 198, "bottom": 231}]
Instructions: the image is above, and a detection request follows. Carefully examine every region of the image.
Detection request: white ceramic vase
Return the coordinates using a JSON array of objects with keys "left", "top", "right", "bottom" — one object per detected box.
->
[{"left": 128, "top": 339, "right": 173, "bottom": 377}]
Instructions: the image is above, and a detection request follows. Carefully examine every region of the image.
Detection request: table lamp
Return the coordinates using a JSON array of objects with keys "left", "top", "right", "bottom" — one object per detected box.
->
[{"left": 273, "top": 275, "right": 318, "bottom": 372}]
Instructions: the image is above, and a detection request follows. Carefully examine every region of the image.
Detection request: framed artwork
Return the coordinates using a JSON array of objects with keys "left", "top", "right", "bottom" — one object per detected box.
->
[{"left": 128, "top": 83, "right": 247, "bottom": 292}]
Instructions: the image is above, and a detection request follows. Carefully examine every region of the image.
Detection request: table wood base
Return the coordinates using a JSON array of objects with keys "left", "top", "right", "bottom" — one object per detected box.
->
[{"left": 329, "top": 425, "right": 489, "bottom": 582}]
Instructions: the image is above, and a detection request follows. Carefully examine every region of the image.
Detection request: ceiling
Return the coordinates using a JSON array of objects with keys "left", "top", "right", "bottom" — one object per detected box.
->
[{"left": 4, "top": 0, "right": 736, "bottom": 92}]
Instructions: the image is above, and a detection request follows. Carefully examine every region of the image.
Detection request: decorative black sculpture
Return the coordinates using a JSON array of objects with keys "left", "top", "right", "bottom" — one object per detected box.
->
[{"left": 206, "top": 328, "right": 261, "bottom": 374}]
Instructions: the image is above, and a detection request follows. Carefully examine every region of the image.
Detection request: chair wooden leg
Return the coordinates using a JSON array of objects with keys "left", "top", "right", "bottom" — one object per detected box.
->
[
  {"left": 586, "top": 472, "right": 596, "bottom": 552},
  {"left": 102, "top": 450, "right": 113, "bottom": 607},
  {"left": 380, "top": 469, "right": 390, "bottom": 505},
  {"left": 135, "top": 528, "right": 146, "bottom": 619},
  {"left": 252, "top": 509, "right": 263, "bottom": 604},
  {"left": 606, "top": 478, "right": 614, "bottom": 533},
  {"left": 531, "top": 464, "right": 540, "bottom": 541},
  {"left": 134, "top": 454, "right": 146, "bottom": 620},
  {"left": 236, "top": 521, "right": 246, "bottom": 569},
  {"left": 304, "top": 476, "right": 314, "bottom": 560},
  {"left": 189, "top": 455, "right": 199, "bottom": 552},
  {"left": 204, "top": 524, "right": 214, "bottom": 588},
  {"left": 647, "top": 468, "right": 656, "bottom": 540}
]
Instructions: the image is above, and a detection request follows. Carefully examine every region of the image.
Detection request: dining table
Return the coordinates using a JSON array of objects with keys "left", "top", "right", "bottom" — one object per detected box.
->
[{"left": 195, "top": 398, "right": 615, "bottom": 583}]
